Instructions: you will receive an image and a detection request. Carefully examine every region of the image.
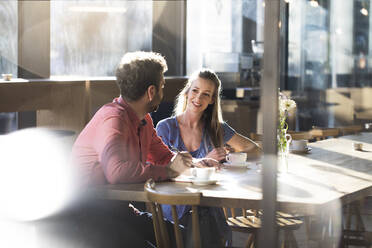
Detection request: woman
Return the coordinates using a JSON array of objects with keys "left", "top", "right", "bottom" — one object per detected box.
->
[{"left": 156, "top": 68, "right": 261, "bottom": 247}]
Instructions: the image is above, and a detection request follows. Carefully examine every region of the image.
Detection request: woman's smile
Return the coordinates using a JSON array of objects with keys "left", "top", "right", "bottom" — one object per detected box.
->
[
  {"left": 186, "top": 77, "right": 215, "bottom": 112},
  {"left": 191, "top": 100, "right": 202, "bottom": 108}
]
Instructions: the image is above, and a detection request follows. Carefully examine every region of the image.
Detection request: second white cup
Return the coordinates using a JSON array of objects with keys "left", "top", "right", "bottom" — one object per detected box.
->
[
  {"left": 353, "top": 142, "right": 363, "bottom": 151},
  {"left": 226, "top": 152, "right": 247, "bottom": 164},
  {"left": 290, "top": 139, "right": 308, "bottom": 151}
]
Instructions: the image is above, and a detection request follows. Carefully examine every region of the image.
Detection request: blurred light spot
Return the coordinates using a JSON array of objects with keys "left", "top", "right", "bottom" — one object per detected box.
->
[
  {"left": 0, "top": 128, "right": 77, "bottom": 221},
  {"left": 335, "top": 28, "right": 343, "bottom": 35},
  {"left": 0, "top": 220, "right": 37, "bottom": 248},
  {"left": 310, "top": 0, "right": 319, "bottom": 8},
  {"left": 360, "top": 7, "right": 368, "bottom": 16},
  {"left": 359, "top": 55, "right": 367, "bottom": 69}
]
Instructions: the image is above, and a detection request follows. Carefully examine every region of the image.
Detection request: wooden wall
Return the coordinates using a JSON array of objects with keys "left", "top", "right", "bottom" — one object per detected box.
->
[{"left": 0, "top": 77, "right": 187, "bottom": 138}]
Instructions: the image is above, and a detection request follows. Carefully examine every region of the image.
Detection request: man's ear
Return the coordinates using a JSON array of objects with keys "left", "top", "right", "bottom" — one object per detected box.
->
[{"left": 147, "top": 85, "right": 156, "bottom": 101}]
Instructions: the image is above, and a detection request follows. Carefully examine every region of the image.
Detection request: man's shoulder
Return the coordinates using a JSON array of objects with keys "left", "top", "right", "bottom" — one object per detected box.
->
[{"left": 96, "top": 101, "right": 128, "bottom": 119}]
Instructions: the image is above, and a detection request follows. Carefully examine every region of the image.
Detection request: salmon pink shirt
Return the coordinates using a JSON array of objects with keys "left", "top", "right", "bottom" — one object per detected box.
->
[{"left": 72, "top": 97, "right": 173, "bottom": 186}]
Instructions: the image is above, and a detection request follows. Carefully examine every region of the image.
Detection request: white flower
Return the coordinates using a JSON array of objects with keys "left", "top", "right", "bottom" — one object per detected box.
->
[
  {"left": 283, "top": 99, "right": 296, "bottom": 112},
  {"left": 279, "top": 95, "right": 296, "bottom": 116},
  {"left": 278, "top": 93, "right": 297, "bottom": 152}
]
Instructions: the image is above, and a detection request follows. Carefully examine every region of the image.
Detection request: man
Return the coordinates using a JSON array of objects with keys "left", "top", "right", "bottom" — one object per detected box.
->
[
  {"left": 72, "top": 51, "right": 192, "bottom": 186},
  {"left": 71, "top": 51, "right": 193, "bottom": 248}
]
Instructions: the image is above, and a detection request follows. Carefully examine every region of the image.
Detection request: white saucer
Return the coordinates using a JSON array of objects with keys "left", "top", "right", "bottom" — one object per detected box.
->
[
  {"left": 172, "top": 175, "right": 218, "bottom": 185},
  {"left": 222, "top": 161, "right": 251, "bottom": 168},
  {"left": 191, "top": 178, "right": 218, "bottom": 186},
  {"left": 290, "top": 147, "right": 312, "bottom": 154}
]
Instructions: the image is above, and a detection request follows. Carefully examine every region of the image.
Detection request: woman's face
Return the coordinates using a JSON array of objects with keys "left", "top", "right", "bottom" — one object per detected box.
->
[{"left": 185, "top": 77, "right": 215, "bottom": 114}]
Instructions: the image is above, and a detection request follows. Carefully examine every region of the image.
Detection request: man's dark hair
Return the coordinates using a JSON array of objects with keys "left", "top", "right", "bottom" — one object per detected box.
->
[{"left": 115, "top": 51, "right": 168, "bottom": 101}]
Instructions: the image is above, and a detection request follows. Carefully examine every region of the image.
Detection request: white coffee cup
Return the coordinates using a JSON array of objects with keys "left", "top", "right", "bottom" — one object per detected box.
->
[
  {"left": 290, "top": 139, "right": 308, "bottom": 151},
  {"left": 226, "top": 152, "right": 247, "bottom": 164},
  {"left": 2, "top": 74, "right": 12, "bottom": 81},
  {"left": 353, "top": 142, "right": 363, "bottom": 151},
  {"left": 191, "top": 167, "right": 215, "bottom": 180}
]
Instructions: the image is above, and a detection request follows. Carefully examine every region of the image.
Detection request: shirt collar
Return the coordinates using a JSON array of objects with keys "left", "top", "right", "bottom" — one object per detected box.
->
[{"left": 114, "top": 96, "right": 147, "bottom": 128}]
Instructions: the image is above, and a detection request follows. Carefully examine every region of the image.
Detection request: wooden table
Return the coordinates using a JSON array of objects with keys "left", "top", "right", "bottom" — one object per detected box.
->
[{"left": 89, "top": 133, "right": 372, "bottom": 215}]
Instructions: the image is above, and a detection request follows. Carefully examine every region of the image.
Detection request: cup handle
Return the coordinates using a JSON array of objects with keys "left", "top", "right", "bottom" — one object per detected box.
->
[{"left": 285, "top": 134, "right": 292, "bottom": 145}]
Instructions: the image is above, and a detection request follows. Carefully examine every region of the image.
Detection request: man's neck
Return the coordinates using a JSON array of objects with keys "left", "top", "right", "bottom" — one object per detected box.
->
[{"left": 125, "top": 99, "right": 147, "bottom": 120}]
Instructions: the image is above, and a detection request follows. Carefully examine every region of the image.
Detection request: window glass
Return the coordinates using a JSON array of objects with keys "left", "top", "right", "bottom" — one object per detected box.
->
[
  {"left": 51, "top": 0, "right": 152, "bottom": 77},
  {"left": 288, "top": 0, "right": 372, "bottom": 130},
  {"left": 0, "top": 1, "right": 18, "bottom": 134},
  {"left": 187, "top": 0, "right": 263, "bottom": 137},
  {"left": 0, "top": 1, "right": 17, "bottom": 76},
  {"left": 187, "top": 0, "right": 258, "bottom": 74}
]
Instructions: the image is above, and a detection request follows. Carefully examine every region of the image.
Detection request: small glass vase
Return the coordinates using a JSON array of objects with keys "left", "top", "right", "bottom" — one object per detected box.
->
[
  {"left": 277, "top": 133, "right": 292, "bottom": 173},
  {"left": 278, "top": 149, "right": 289, "bottom": 173}
]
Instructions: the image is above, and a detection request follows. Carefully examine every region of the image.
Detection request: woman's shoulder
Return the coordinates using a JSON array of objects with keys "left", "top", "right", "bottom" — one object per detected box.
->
[
  {"left": 156, "top": 117, "right": 180, "bottom": 142},
  {"left": 221, "top": 121, "right": 234, "bottom": 130},
  {"left": 156, "top": 116, "right": 177, "bottom": 127},
  {"left": 156, "top": 116, "right": 179, "bottom": 132},
  {"left": 221, "top": 121, "right": 236, "bottom": 141}
]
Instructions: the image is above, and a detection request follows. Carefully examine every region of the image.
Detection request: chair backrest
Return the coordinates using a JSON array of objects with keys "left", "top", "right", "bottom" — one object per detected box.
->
[
  {"left": 223, "top": 207, "right": 256, "bottom": 218},
  {"left": 310, "top": 127, "right": 340, "bottom": 141},
  {"left": 249, "top": 132, "right": 262, "bottom": 141},
  {"left": 144, "top": 179, "right": 202, "bottom": 248},
  {"left": 287, "top": 130, "right": 312, "bottom": 141},
  {"left": 338, "top": 125, "right": 363, "bottom": 136}
]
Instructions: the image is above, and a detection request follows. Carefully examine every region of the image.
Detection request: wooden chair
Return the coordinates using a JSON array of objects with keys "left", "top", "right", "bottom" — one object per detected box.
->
[
  {"left": 249, "top": 133, "right": 262, "bottom": 141},
  {"left": 223, "top": 208, "right": 302, "bottom": 248},
  {"left": 144, "top": 179, "right": 202, "bottom": 248},
  {"left": 249, "top": 133, "right": 263, "bottom": 148},
  {"left": 338, "top": 125, "right": 363, "bottom": 136},
  {"left": 309, "top": 127, "right": 340, "bottom": 141},
  {"left": 341, "top": 200, "right": 372, "bottom": 247},
  {"left": 287, "top": 130, "right": 313, "bottom": 141}
]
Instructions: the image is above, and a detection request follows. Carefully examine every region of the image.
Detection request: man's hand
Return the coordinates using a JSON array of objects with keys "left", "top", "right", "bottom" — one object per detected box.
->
[
  {"left": 167, "top": 151, "right": 192, "bottom": 178},
  {"left": 193, "top": 157, "right": 221, "bottom": 169}
]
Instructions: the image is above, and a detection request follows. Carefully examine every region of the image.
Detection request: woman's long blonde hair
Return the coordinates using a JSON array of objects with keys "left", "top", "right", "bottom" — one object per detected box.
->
[{"left": 173, "top": 68, "right": 224, "bottom": 147}]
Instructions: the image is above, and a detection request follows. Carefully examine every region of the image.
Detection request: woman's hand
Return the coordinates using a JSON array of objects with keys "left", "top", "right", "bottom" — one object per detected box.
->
[{"left": 205, "top": 147, "right": 227, "bottom": 162}]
